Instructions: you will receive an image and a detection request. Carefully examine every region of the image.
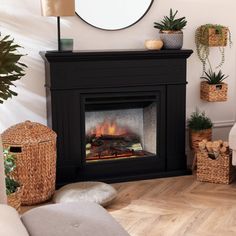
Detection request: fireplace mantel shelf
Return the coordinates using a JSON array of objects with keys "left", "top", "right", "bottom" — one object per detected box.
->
[
  {"left": 40, "top": 49, "right": 193, "bottom": 62},
  {"left": 41, "top": 49, "right": 193, "bottom": 186}
]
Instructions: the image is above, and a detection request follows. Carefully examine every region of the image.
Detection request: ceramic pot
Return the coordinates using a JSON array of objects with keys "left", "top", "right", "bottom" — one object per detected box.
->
[
  {"left": 160, "top": 30, "right": 183, "bottom": 49},
  {"left": 145, "top": 39, "right": 163, "bottom": 50}
]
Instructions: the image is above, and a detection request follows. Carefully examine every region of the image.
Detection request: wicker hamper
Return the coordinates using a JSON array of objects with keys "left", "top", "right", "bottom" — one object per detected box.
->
[
  {"left": 197, "top": 150, "right": 234, "bottom": 184},
  {"left": 2, "top": 121, "right": 57, "bottom": 205}
]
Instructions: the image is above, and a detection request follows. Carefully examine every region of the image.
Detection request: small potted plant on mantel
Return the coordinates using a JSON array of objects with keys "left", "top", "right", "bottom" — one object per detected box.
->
[
  {"left": 200, "top": 70, "right": 228, "bottom": 102},
  {"left": 187, "top": 109, "right": 213, "bottom": 152},
  {"left": 154, "top": 8, "right": 187, "bottom": 49}
]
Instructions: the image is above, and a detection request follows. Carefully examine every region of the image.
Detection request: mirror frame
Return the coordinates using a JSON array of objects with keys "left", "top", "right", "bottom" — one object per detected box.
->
[{"left": 75, "top": 0, "right": 154, "bottom": 31}]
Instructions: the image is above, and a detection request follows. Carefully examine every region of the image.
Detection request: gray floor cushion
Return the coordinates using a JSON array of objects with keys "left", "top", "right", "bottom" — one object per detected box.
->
[
  {"left": 53, "top": 181, "right": 117, "bottom": 207},
  {"left": 21, "top": 202, "right": 130, "bottom": 236}
]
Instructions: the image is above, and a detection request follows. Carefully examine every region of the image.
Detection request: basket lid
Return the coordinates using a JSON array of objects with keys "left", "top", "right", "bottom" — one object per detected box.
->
[{"left": 2, "top": 121, "right": 57, "bottom": 145}]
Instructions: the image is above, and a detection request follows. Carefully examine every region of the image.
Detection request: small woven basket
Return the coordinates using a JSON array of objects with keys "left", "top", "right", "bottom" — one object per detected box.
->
[
  {"left": 7, "top": 187, "right": 22, "bottom": 212},
  {"left": 189, "top": 128, "right": 212, "bottom": 152},
  {"left": 2, "top": 121, "right": 57, "bottom": 205},
  {"left": 199, "top": 26, "right": 228, "bottom": 47},
  {"left": 197, "top": 150, "right": 234, "bottom": 184},
  {"left": 200, "top": 81, "right": 228, "bottom": 102}
]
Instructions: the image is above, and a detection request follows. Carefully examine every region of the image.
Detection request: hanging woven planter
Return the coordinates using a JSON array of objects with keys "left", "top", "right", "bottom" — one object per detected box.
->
[
  {"left": 199, "top": 25, "right": 228, "bottom": 47},
  {"left": 200, "top": 81, "right": 228, "bottom": 102}
]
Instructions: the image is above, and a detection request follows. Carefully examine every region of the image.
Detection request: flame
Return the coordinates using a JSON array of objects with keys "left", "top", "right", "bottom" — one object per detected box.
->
[{"left": 90, "top": 119, "right": 128, "bottom": 137}]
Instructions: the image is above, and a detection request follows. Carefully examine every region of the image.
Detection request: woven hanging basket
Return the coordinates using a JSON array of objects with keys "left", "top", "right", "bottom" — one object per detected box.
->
[
  {"left": 200, "top": 81, "right": 228, "bottom": 102},
  {"left": 2, "top": 121, "right": 57, "bottom": 205},
  {"left": 7, "top": 187, "right": 22, "bottom": 212},
  {"left": 197, "top": 150, "right": 234, "bottom": 184},
  {"left": 199, "top": 26, "right": 228, "bottom": 47},
  {"left": 189, "top": 128, "right": 212, "bottom": 152}
]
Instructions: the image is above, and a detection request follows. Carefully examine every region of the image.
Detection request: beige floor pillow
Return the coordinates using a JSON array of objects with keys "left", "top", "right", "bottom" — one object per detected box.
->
[{"left": 53, "top": 182, "right": 117, "bottom": 207}]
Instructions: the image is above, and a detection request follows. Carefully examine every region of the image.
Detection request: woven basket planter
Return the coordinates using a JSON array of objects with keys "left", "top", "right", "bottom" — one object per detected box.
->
[
  {"left": 197, "top": 150, "right": 234, "bottom": 184},
  {"left": 2, "top": 121, "right": 57, "bottom": 205},
  {"left": 189, "top": 128, "right": 212, "bottom": 152},
  {"left": 199, "top": 26, "right": 228, "bottom": 47},
  {"left": 200, "top": 81, "right": 228, "bottom": 102},
  {"left": 7, "top": 187, "right": 22, "bottom": 212}
]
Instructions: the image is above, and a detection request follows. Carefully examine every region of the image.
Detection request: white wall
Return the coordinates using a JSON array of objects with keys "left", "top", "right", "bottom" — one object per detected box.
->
[{"left": 0, "top": 0, "right": 235, "bottom": 137}]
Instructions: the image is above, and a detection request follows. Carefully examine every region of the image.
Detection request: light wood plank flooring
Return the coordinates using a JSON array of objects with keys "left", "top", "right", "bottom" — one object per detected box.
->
[
  {"left": 107, "top": 176, "right": 236, "bottom": 236},
  {"left": 21, "top": 175, "right": 236, "bottom": 236}
]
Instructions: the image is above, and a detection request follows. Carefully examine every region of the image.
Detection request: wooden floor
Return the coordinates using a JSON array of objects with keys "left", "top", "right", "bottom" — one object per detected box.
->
[
  {"left": 107, "top": 176, "right": 236, "bottom": 236},
  {"left": 21, "top": 175, "right": 236, "bottom": 236}
]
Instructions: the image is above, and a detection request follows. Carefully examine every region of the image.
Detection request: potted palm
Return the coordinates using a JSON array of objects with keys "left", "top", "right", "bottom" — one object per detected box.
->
[
  {"left": 187, "top": 109, "right": 213, "bottom": 152},
  {"left": 154, "top": 8, "right": 187, "bottom": 49},
  {"left": 4, "top": 149, "right": 21, "bottom": 211},
  {"left": 0, "top": 34, "right": 26, "bottom": 206},
  {"left": 200, "top": 70, "right": 228, "bottom": 102}
]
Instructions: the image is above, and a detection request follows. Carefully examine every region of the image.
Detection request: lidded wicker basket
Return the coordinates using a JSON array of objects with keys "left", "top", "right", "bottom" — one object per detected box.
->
[{"left": 2, "top": 121, "right": 57, "bottom": 205}]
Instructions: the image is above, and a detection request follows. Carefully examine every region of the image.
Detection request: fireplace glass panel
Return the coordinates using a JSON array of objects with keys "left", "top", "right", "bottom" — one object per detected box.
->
[{"left": 85, "top": 101, "right": 157, "bottom": 162}]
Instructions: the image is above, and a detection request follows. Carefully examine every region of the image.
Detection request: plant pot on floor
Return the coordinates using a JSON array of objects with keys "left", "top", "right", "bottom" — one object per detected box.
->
[
  {"left": 160, "top": 30, "right": 183, "bottom": 49},
  {"left": 200, "top": 81, "right": 228, "bottom": 102},
  {"left": 189, "top": 128, "right": 212, "bottom": 152}
]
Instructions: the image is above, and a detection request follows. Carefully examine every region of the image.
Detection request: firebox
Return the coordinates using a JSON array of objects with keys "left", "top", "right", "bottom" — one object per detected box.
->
[
  {"left": 41, "top": 49, "right": 193, "bottom": 186},
  {"left": 84, "top": 94, "right": 157, "bottom": 162}
]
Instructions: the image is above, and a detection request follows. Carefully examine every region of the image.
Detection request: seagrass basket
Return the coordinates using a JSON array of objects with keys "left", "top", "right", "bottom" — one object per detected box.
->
[
  {"left": 7, "top": 187, "right": 22, "bottom": 212},
  {"left": 197, "top": 150, "right": 234, "bottom": 184},
  {"left": 2, "top": 121, "right": 57, "bottom": 205},
  {"left": 189, "top": 128, "right": 212, "bottom": 152},
  {"left": 200, "top": 81, "right": 228, "bottom": 102},
  {"left": 199, "top": 26, "right": 228, "bottom": 47}
]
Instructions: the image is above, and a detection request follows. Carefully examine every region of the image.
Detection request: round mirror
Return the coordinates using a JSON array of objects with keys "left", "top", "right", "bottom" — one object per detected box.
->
[{"left": 75, "top": 0, "right": 154, "bottom": 31}]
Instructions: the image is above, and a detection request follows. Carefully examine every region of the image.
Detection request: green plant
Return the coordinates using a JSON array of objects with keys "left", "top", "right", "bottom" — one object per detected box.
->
[
  {"left": 187, "top": 109, "right": 213, "bottom": 131},
  {"left": 3, "top": 149, "right": 20, "bottom": 195},
  {"left": 201, "top": 70, "right": 228, "bottom": 84},
  {"left": 195, "top": 24, "right": 232, "bottom": 74},
  {"left": 154, "top": 9, "right": 187, "bottom": 31},
  {"left": 0, "top": 35, "right": 27, "bottom": 104}
]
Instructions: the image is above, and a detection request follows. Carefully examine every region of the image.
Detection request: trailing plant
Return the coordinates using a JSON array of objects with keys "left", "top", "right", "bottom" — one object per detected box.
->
[
  {"left": 3, "top": 149, "right": 20, "bottom": 195},
  {"left": 195, "top": 24, "right": 232, "bottom": 74},
  {"left": 0, "top": 35, "right": 27, "bottom": 104},
  {"left": 187, "top": 109, "right": 213, "bottom": 131},
  {"left": 201, "top": 70, "right": 228, "bottom": 84},
  {"left": 154, "top": 9, "right": 187, "bottom": 31}
]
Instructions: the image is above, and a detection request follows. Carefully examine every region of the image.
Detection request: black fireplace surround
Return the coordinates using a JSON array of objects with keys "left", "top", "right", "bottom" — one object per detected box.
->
[{"left": 41, "top": 49, "right": 192, "bottom": 187}]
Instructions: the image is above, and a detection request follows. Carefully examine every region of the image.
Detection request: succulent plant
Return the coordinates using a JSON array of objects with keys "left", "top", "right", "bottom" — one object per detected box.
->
[
  {"left": 201, "top": 70, "right": 228, "bottom": 84},
  {"left": 154, "top": 9, "right": 187, "bottom": 31}
]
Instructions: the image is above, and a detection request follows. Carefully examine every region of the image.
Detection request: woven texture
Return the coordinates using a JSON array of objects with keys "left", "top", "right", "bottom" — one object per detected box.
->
[
  {"left": 200, "top": 27, "right": 228, "bottom": 47},
  {"left": 189, "top": 129, "right": 212, "bottom": 152},
  {"left": 2, "top": 121, "right": 57, "bottom": 205},
  {"left": 200, "top": 81, "right": 228, "bottom": 102},
  {"left": 7, "top": 187, "right": 22, "bottom": 211},
  {"left": 197, "top": 150, "right": 234, "bottom": 184}
]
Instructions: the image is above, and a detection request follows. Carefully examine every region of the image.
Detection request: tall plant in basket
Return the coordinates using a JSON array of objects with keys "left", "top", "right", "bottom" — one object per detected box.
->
[
  {"left": 187, "top": 109, "right": 213, "bottom": 152},
  {"left": 0, "top": 34, "right": 27, "bottom": 204}
]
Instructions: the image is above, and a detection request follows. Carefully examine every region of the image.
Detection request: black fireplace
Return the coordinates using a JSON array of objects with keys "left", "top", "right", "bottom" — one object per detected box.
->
[{"left": 41, "top": 49, "right": 192, "bottom": 186}]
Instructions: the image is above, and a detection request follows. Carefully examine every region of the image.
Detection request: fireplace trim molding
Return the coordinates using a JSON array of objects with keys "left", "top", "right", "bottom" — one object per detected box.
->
[{"left": 41, "top": 49, "right": 193, "bottom": 187}]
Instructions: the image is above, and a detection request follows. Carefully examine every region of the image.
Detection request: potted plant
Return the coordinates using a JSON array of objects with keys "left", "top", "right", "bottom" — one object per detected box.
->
[
  {"left": 200, "top": 70, "right": 228, "bottom": 102},
  {"left": 187, "top": 109, "right": 213, "bottom": 152},
  {"left": 195, "top": 24, "right": 232, "bottom": 73},
  {"left": 4, "top": 149, "right": 21, "bottom": 211},
  {"left": 154, "top": 8, "right": 187, "bottom": 49}
]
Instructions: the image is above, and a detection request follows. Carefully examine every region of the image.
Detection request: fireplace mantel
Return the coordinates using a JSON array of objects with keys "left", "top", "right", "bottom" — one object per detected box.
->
[{"left": 41, "top": 49, "right": 193, "bottom": 186}]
